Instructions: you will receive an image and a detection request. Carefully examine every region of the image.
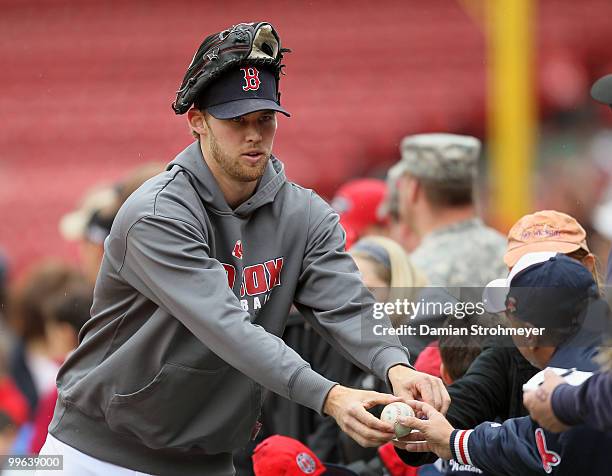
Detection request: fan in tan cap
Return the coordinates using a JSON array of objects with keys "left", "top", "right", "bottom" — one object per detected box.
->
[{"left": 504, "top": 210, "right": 590, "bottom": 268}]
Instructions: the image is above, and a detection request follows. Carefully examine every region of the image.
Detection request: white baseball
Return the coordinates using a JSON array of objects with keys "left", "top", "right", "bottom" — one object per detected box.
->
[{"left": 381, "top": 402, "right": 415, "bottom": 438}]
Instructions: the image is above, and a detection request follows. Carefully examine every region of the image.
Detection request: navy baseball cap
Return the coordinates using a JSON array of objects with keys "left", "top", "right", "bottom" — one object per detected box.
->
[
  {"left": 195, "top": 65, "right": 290, "bottom": 119},
  {"left": 502, "top": 254, "right": 597, "bottom": 328},
  {"left": 591, "top": 74, "right": 612, "bottom": 106}
]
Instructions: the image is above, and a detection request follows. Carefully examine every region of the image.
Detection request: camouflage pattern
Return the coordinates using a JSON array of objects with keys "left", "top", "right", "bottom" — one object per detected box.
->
[
  {"left": 377, "top": 161, "right": 404, "bottom": 220},
  {"left": 591, "top": 73, "right": 612, "bottom": 105},
  {"left": 410, "top": 218, "right": 507, "bottom": 287},
  {"left": 399, "top": 133, "right": 481, "bottom": 182}
]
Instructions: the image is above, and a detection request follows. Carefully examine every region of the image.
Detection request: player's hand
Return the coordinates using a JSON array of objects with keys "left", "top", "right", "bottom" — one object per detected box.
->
[
  {"left": 323, "top": 385, "right": 402, "bottom": 447},
  {"left": 391, "top": 400, "right": 454, "bottom": 460},
  {"left": 523, "top": 370, "right": 570, "bottom": 433},
  {"left": 388, "top": 365, "right": 451, "bottom": 414}
]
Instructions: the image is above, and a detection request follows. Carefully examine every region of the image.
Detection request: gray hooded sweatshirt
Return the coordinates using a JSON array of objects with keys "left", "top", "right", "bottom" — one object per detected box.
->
[{"left": 49, "top": 142, "right": 411, "bottom": 475}]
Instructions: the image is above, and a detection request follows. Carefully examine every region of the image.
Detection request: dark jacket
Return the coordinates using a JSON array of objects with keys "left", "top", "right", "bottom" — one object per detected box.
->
[
  {"left": 449, "top": 329, "right": 611, "bottom": 475},
  {"left": 8, "top": 340, "right": 37, "bottom": 416},
  {"left": 551, "top": 370, "right": 612, "bottom": 432},
  {"left": 445, "top": 341, "right": 538, "bottom": 428}
]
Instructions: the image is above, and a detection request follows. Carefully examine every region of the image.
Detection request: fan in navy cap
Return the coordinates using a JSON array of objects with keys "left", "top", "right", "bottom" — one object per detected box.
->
[
  {"left": 483, "top": 252, "right": 600, "bottom": 347},
  {"left": 390, "top": 253, "right": 612, "bottom": 476},
  {"left": 194, "top": 65, "right": 290, "bottom": 119}
]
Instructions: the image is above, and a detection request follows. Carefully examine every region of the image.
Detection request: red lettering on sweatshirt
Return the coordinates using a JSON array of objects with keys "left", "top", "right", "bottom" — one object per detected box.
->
[
  {"left": 244, "top": 265, "right": 268, "bottom": 296},
  {"left": 222, "top": 264, "right": 236, "bottom": 288},
  {"left": 222, "top": 256, "right": 284, "bottom": 298},
  {"left": 265, "top": 258, "right": 284, "bottom": 289}
]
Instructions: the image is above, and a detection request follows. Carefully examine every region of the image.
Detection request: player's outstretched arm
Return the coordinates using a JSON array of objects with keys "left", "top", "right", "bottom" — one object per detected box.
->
[{"left": 323, "top": 385, "right": 402, "bottom": 447}]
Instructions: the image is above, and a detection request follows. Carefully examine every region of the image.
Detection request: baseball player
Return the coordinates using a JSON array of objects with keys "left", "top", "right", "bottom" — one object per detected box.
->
[{"left": 36, "top": 22, "right": 448, "bottom": 476}]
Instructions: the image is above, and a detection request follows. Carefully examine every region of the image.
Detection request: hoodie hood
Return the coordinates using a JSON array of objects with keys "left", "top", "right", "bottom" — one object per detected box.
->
[{"left": 167, "top": 141, "right": 287, "bottom": 218}]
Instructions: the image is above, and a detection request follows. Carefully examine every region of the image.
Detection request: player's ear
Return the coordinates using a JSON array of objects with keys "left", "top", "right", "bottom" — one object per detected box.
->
[
  {"left": 188, "top": 108, "right": 208, "bottom": 138},
  {"left": 398, "top": 173, "right": 417, "bottom": 206},
  {"left": 407, "top": 175, "right": 420, "bottom": 204}
]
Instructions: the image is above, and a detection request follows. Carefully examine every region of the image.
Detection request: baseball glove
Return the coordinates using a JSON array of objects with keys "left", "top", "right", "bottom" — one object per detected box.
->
[{"left": 172, "top": 22, "right": 290, "bottom": 115}]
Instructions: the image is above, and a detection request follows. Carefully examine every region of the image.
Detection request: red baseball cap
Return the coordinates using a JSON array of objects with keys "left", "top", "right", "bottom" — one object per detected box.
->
[
  {"left": 413, "top": 342, "right": 442, "bottom": 378},
  {"left": 0, "top": 377, "right": 29, "bottom": 426},
  {"left": 253, "top": 435, "right": 357, "bottom": 476},
  {"left": 331, "top": 179, "right": 387, "bottom": 249}
]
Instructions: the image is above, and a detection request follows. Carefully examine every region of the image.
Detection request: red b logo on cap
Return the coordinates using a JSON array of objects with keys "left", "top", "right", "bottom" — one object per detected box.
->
[{"left": 241, "top": 67, "right": 261, "bottom": 91}]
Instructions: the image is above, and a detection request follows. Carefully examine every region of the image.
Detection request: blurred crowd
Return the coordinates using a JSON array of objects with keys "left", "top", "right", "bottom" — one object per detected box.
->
[
  {"left": 0, "top": 163, "right": 165, "bottom": 462},
  {"left": 2, "top": 108, "right": 612, "bottom": 476}
]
